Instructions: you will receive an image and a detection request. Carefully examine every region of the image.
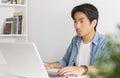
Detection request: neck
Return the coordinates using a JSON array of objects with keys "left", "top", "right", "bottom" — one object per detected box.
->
[{"left": 82, "top": 30, "right": 95, "bottom": 44}]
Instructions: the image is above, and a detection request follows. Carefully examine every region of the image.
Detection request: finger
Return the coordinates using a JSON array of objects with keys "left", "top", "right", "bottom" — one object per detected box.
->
[
  {"left": 63, "top": 71, "right": 73, "bottom": 76},
  {"left": 57, "top": 70, "right": 71, "bottom": 76},
  {"left": 63, "top": 70, "right": 83, "bottom": 76},
  {"left": 57, "top": 67, "right": 68, "bottom": 75},
  {"left": 57, "top": 66, "right": 72, "bottom": 73},
  {"left": 43, "top": 62, "right": 51, "bottom": 69},
  {"left": 57, "top": 68, "right": 73, "bottom": 76}
]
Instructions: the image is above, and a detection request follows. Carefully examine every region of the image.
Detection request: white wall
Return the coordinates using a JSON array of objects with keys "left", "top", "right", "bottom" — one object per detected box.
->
[{"left": 28, "top": 0, "right": 120, "bottom": 62}]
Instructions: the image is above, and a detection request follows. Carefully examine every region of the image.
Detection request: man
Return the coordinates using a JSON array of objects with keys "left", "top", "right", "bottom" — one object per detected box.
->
[{"left": 44, "top": 3, "right": 106, "bottom": 76}]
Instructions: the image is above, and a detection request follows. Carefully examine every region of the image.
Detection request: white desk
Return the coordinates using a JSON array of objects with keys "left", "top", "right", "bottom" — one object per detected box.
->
[
  {"left": 47, "top": 69, "right": 89, "bottom": 78},
  {"left": 49, "top": 75, "right": 89, "bottom": 78},
  {"left": 0, "top": 65, "right": 89, "bottom": 78}
]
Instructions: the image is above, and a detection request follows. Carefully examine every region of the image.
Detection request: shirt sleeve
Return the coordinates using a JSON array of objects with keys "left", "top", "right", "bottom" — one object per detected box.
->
[{"left": 58, "top": 36, "right": 76, "bottom": 67}]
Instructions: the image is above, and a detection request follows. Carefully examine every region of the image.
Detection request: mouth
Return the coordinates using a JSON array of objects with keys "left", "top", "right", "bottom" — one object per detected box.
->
[
  {"left": 76, "top": 29, "right": 82, "bottom": 33},
  {"left": 76, "top": 29, "right": 83, "bottom": 36}
]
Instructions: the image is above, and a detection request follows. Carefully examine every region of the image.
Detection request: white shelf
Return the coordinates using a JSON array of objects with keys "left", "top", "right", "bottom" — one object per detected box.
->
[
  {"left": 0, "top": 3, "right": 26, "bottom": 7},
  {"left": 0, "top": 0, "right": 28, "bottom": 42},
  {"left": 0, "top": 34, "right": 27, "bottom": 37}
]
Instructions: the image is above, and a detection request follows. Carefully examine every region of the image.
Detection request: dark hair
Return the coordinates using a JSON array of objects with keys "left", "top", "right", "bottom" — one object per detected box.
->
[{"left": 71, "top": 3, "right": 99, "bottom": 31}]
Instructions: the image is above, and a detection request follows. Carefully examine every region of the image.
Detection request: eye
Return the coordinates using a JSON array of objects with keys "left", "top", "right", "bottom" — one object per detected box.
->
[
  {"left": 80, "top": 20, "right": 83, "bottom": 23},
  {"left": 74, "top": 20, "right": 77, "bottom": 23}
]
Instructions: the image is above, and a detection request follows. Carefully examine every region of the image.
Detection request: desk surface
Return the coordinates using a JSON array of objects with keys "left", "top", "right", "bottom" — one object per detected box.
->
[
  {"left": 49, "top": 75, "right": 89, "bottom": 78},
  {"left": 47, "top": 69, "right": 89, "bottom": 78}
]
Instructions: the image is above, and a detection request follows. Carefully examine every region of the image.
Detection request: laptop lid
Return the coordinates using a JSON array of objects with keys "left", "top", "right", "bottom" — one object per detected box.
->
[{"left": 0, "top": 42, "right": 49, "bottom": 78}]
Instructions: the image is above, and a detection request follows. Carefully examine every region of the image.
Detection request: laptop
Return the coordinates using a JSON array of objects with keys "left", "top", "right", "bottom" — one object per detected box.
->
[
  {"left": 0, "top": 42, "right": 89, "bottom": 78},
  {"left": 0, "top": 42, "right": 49, "bottom": 78}
]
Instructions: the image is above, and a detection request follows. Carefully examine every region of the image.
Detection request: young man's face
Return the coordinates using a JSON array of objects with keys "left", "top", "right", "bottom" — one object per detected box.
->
[{"left": 73, "top": 12, "right": 96, "bottom": 37}]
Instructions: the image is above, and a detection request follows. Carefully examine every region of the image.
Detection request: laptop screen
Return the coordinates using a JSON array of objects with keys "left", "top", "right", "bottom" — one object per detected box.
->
[{"left": 0, "top": 42, "right": 49, "bottom": 78}]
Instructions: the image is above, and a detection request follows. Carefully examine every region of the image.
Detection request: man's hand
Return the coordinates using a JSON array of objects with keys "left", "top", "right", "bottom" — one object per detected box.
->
[
  {"left": 57, "top": 66, "right": 86, "bottom": 76},
  {"left": 43, "top": 61, "right": 61, "bottom": 69},
  {"left": 44, "top": 62, "right": 52, "bottom": 69}
]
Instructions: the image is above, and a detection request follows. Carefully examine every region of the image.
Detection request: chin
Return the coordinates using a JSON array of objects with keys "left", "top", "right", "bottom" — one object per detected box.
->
[{"left": 77, "top": 34, "right": 82, "bottom": 37}]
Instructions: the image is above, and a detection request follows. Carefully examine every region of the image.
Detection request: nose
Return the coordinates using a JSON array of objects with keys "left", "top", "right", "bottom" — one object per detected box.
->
[{"left": 75, "top": 22, "right": 81, "bottom": 29}]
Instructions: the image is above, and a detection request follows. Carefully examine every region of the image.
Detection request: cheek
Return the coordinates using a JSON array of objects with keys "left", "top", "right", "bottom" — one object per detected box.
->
[
  {"left": 82, "top": 24, "right": 88, "bottom": 30},
  {"left": 84, "top": 22, "right": 91, "bottom": 29},
  {"left": 82, "top": 25, "right": 92, "bottom": 32},
  {"left": 85, "top": 26, "right": 93, "bottom": 33}
]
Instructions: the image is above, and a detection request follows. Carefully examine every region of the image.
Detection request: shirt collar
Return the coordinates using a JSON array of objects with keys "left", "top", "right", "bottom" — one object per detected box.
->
[
  {"left": 92, "top": 31, "right": 100, "bottom": 46},
  {"left": 76, "top": 31, "right": 100, "bottom": 46}
]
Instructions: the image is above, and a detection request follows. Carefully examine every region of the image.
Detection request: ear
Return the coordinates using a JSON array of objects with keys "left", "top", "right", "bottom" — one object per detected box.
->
[{"left": 91, "top": 19, "right": 97, "bottom": 28}]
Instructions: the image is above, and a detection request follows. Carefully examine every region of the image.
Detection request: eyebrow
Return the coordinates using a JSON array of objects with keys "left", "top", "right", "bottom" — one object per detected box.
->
[{"left": 74, "top": 17, "right": 84, "bottom": 21}]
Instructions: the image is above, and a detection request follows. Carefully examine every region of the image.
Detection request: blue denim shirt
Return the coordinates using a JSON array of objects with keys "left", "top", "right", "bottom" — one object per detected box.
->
[{"left": 59, "top": 31, "right": 106, "bottom": 67}]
